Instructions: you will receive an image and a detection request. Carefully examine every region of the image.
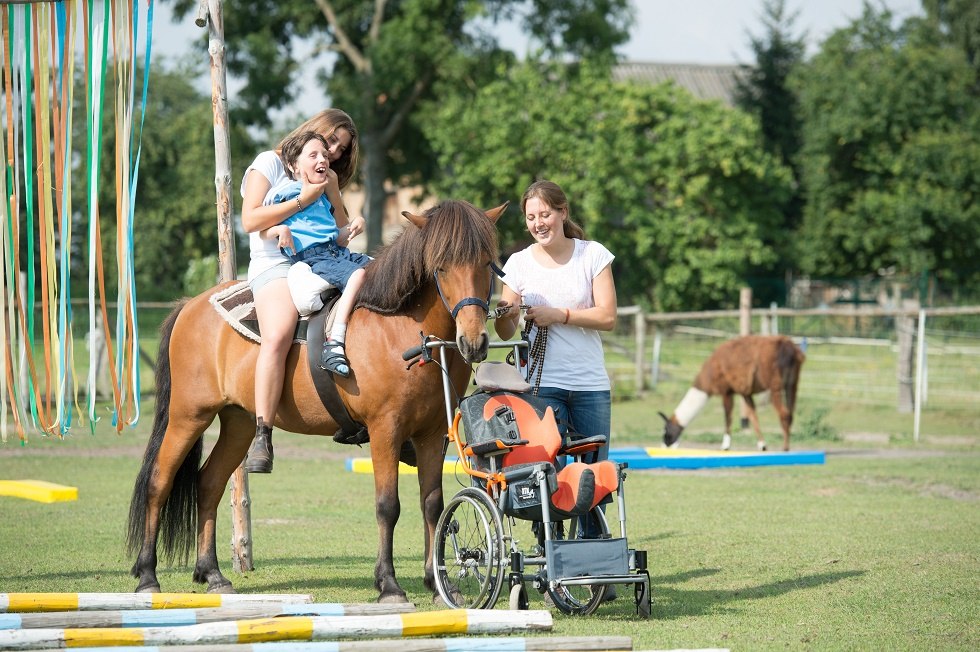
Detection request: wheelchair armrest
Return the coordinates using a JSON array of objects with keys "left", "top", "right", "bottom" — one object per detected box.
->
[
  {"left": 464, "top": 438, "right": 529, "bottom": 458},
  {"left": 559, "top": 434, "right": 607, "bottom": 457}
]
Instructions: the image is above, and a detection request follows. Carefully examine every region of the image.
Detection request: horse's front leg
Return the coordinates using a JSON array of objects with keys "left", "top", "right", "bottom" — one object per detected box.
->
[
  {"left": 193, "top": 410, "right": 253, "bottom": 593},
  {"left": 371, "top": 442, "right": 407, "bottom": 603},
  {"left": 415, "top": 434, "right": 446, "bottom": 597}
]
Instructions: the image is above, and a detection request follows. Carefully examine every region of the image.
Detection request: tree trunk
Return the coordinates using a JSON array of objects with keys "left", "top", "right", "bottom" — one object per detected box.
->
[{"left": 361, "top": 132, "right": 389, "bottom": 253}]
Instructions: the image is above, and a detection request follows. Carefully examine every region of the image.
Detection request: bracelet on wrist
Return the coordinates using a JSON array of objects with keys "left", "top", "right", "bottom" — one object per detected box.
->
[{"left": 295, "top": 197, "right": 303, "bottom": 211}]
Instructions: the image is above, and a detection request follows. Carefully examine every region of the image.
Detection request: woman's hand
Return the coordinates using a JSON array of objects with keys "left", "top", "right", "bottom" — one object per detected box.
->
[
  {"left": 495, "top": 299, "right": 519, "bottom": 319},
  {"left": 524, "top": 305, "right": 566, "bottom": 327}
]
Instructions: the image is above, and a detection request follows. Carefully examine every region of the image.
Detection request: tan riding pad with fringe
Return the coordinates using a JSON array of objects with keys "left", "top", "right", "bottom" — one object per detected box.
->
[{"left": 209, "top": 281, "right": 310, "bottom": 343}]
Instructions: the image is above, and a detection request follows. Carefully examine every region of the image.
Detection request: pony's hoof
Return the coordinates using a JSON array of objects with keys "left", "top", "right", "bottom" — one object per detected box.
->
[
  {"left": 135, "top": 582, "right": 160, "bottom": 594},
  {"left": 377, "top": 592, "right": 409, "bottom": 604},
  {"left": 208, "top": 582, "right": 236, "bottom": 594}
]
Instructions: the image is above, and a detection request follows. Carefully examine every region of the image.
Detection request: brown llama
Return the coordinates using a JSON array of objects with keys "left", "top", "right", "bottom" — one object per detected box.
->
[{"left": 658, "top": 335, "right": 805, "bottom": 451}]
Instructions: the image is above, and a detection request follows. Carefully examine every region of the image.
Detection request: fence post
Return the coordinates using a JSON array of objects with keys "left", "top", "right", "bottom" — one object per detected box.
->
[
  {"left": 913, "top": 309, "right": 926, "bottom": 442},
  {"left": 650, "top": 326, "right": 662, "bottom": 390},
  {"left": 896, "top": 313, "right": 914, "bottom": 414},
  {"left": 739, "top": 287, "right": 752, "bottom": 427},
  {"left": 633, "top": 309, "right": 645, "bottom": 394}
]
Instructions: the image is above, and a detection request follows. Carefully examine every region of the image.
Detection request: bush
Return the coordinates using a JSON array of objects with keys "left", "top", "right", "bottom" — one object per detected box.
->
[
  {"left": 183, "top": 255, "right": 219, "bottom": 297},
  {"left": 796, "top": 406, "right": 839, "bottom": 441}
]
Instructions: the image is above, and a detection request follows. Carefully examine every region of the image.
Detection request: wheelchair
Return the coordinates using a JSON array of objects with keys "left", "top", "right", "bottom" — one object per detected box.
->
[{"left": 408, "top": 337, "right": 651, "bottom": 617}]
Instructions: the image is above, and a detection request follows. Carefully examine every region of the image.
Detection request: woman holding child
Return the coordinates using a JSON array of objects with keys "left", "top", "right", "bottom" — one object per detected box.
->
[{"left": 240, "top": 109, "right": 362, "bottom": 473}]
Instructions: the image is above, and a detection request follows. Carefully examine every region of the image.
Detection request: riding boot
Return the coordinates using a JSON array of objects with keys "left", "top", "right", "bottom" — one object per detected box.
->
[{"left": 245, "top": 418, "right": 274, "bottom": 473}]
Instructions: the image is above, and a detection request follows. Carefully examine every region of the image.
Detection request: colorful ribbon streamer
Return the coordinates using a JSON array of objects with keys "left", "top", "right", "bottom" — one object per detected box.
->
[{"left": 0, "top": 0, "right": 154, "bottom": 441}]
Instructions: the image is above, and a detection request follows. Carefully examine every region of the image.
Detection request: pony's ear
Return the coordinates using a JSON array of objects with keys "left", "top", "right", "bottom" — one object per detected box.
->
[
  {"left": 401, "top": 211, "right": 427, "bottom": 229},
  {"left": 657, "top": 411, "right": 670, "bottom": 423},
  {"left": 484, "top": 202, "right": 509, "bottom": 223}
]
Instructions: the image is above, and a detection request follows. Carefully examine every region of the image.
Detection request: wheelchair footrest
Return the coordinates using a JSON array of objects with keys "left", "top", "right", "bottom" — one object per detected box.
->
[{"left": 545, "top": 537, "right": 629, "bottom": 578}]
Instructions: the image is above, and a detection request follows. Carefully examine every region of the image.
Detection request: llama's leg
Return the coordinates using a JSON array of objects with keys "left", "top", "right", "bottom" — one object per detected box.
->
[
  {"left": 769, "top": 384, "right": 792, "bottom": 451},
  {"left": 721, "top": 393, "right": 735, "bottom": 450},
  {"left": 743, "top": 395, "right": 766, "bottom": 451},
  {"left": 193, "top": 408, "right": 254, "bottom": 593}
]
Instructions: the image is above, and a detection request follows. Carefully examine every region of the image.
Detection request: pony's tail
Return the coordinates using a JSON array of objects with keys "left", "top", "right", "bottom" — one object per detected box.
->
[
  {"left": 777, "top": 339, "right": 805, "bottom": 413},
  {"left": 126, "top": 301, "right": 202, "bottom": 566}
]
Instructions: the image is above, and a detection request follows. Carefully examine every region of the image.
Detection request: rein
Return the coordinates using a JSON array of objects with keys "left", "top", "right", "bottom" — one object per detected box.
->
[
  {"left": 522, "top": 320, "right": 547, "bottom": 396},
  {"left": 433, "top": 263, "right": 500, "bottom": 319}
]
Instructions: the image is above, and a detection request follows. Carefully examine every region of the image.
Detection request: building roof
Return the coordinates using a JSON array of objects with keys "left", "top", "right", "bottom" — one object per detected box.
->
[{"left": 612, "top": 61, "right": 746, "bottom": 106}]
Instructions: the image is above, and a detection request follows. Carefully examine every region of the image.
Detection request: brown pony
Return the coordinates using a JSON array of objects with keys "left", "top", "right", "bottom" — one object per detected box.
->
[
  {"left": 126, "top": 200, "right": 505, "bottom": 603},
  {"left": 659, "top": 335, "right": 805, "bottom": 451}
]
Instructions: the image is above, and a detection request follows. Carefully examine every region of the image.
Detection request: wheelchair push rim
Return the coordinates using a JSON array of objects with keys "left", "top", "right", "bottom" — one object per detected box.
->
[{"left": 433, "top": 487, "right": 506, "bottom": 609}]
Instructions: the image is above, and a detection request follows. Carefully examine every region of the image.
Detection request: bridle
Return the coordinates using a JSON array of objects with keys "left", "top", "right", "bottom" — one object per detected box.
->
[{"left": 433, "top": 262, "right": 504, "bottom": 320}]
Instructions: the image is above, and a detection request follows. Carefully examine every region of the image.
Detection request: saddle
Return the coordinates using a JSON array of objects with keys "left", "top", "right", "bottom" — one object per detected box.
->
[{"left": 209, "top": 282, "right": 369, "bottom": 446}]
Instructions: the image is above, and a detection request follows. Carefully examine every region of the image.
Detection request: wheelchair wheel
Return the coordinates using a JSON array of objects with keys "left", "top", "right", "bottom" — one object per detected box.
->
[
  {"left": 434, "top": 487, "right": 505, "bottom": 609},
  {"left": 636, "top": 576, "right": 652, "bottom": 618},
  {"left": 509, "top": 582, "right": 529, "bottom": 610},
  {"left": 545, "top": 506, "right": 611, "bottom": 616}
]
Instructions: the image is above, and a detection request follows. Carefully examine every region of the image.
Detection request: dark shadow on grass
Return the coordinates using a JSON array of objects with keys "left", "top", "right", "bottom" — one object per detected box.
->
[
  {"left": 654, "top": 569, "right": 868, "bottom": 620},
  {"left": 588, "top": 569, "right": 867, "bottom": 621}
]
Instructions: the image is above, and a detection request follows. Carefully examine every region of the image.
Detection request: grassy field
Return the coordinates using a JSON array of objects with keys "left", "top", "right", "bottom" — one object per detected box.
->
[{"left": 1, "top": 393, "right": 977, "bottom": 650}]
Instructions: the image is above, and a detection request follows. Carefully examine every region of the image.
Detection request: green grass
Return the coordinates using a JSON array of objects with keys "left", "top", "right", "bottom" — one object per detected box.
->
[{"left": 1, "top": 398, "right": 977, "bottom": 650}]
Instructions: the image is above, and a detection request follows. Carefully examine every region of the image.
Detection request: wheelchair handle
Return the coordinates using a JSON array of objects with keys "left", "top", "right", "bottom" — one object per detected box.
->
[{"left": 401, "top": 345, "right": 425, "bottom": 361}]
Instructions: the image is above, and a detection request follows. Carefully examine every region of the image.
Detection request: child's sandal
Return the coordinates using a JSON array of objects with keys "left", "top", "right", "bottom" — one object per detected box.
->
[{"left": 320, "top": 340, "right": 351, "bottom": 377}]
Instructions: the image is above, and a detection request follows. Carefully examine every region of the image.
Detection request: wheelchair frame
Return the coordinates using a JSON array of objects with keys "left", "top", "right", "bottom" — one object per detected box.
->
[{"left": 409, "top": 336, "right": 651, "bottom": 617}]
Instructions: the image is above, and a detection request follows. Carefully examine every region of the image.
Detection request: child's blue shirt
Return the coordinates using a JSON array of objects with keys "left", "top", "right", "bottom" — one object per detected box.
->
[{"left": 272, "top": 181, "right": 337, "bottom": 254}]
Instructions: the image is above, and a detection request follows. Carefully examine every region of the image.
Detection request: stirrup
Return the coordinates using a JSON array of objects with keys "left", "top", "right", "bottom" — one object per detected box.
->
[{"left": 320, "top": 340, "right": 351, "bottom": 377}]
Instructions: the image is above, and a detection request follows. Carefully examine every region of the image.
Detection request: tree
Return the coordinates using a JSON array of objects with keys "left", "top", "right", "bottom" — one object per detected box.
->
[
  {"left": 922, "top": 0, "right": 980, "bottom": 91},
  {"left": 734, "top": 0, "right": 806, "bottom": 294},
  {"left": 793, "top": 6, "right": 980, "bottom": 287},
  {"left": 735, "top": 0, "right": 805, "bottom": 167},
  {"left": 166, "top": 0, "right": 634, "bottom": 252},
  {"left": 422, "top": 62, "right": 793, "bottom": 311}
]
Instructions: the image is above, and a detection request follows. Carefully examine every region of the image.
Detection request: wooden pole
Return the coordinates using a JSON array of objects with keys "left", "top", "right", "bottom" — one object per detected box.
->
[
  {"left": 896, "top": 312, "right": 915, "bottom": 413},
  {"left": 739, "top": 287, "right": 752, "bottom": 427},
  {"left": 0, "top": 610, "right": 555, "bottom": 648},
  {"left": 196, "top": 0, "right": 253, "bottom": 573},
  {"left": 913, "top": 309, "right": 926, "bottom": 442},
  {"left": 633, "top": 309, "right": 645, "bottom": 394}
]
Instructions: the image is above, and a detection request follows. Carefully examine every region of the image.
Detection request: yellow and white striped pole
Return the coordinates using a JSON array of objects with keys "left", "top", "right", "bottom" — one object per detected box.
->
[
  {"left": 0, "top": 593, "right": 312, "bottom": 614},
  {"left": 0, "top": 610, "right": 552, "bottom": 649},
  {"left": 0, "top": 602, "right": 413, "bottom": 630}
]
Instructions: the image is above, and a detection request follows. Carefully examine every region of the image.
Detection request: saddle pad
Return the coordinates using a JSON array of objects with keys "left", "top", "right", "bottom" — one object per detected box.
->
[{"left": 209, "top": 282, "right": 308, "bottom": 344}]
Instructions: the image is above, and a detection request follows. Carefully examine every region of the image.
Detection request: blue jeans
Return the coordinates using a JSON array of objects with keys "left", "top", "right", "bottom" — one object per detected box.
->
[
  {"left": 534, "top": 387, "right": 611, "bottom": 538},
  {"left": 286, "top": 241, "right": 370, "bottom": 292}
]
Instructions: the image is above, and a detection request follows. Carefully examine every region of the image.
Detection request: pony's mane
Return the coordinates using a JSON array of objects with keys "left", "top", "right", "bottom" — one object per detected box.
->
[{"left": 356, "top": 200, "right": 499, "bottom": 315}]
